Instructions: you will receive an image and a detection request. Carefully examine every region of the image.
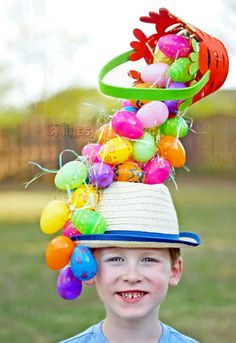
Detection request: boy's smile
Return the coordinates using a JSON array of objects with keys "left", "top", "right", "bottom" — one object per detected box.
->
[
  {"left": 92, "top": 247, "right": 182, "bottom": 322},
  {"left": 116, "top": 290, "right": 148, "bottom": 303}
]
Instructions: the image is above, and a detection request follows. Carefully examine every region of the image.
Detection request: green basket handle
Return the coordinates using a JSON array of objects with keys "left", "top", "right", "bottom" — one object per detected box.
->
[{"left": 98, "top": 50, "right": 210, "bottom": 104}]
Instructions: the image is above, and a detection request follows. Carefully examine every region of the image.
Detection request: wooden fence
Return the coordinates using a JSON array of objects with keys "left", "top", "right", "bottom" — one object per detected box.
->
[{"left": 0, "top": 115, "right": 235, "bottom": 184}]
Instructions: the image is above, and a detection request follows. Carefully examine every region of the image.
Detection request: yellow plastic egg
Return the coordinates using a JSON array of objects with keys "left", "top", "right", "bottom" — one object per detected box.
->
[
  {"left": 40, "top": 200, "right": 69, "bottom": 234},
  {"left": 154, "top": 49, "right": 174, "bottom": 65},
  {"left": 99, "top": 137, "right": 132, "bottom": 165},
  {"left": 71, "top": 185, "right": 98, "bottom": 210}
]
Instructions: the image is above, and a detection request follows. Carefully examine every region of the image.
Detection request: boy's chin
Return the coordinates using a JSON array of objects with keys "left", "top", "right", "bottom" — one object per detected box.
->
[{"left": 108, "top": 305, "right": 158, "bottom": 322}]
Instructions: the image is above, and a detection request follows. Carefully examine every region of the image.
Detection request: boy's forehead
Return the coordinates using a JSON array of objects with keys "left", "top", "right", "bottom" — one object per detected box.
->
[{"left": 94, "top": 247, "right": 170, "bottom": 256}]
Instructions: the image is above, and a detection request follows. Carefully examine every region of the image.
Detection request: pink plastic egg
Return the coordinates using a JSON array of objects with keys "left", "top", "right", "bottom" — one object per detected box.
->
[
  {"left": 158, "top": 34, "right": 191, "bottom": 59},
  {"left": 141, "top": 63, "right": 170, "bottom": 87},
  {"left": 121, "top": 100, "right": 133, "bottom": 107},
  {"left": 82, "top": 143, "right": 101, "bottom": 163},
  {"left": 136, "top": 101, "right": 169, "bottom": 128},
  {"left": 111, "top": 110, "right": 144, "bottom": 139},
  {"left": 144, "top": 157, "right": 171, "bottom": 184},
  {"left": 63, "top": 220, "right": 81, "bottom": 237}
]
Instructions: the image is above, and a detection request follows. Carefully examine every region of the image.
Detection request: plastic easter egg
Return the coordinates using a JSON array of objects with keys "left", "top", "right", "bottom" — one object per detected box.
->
[
  {"left": 146, "top": 127, "right": 159, "bottom": 139},
  {"left": 144, "top": 157, "right": 171, "bottom": 184},
  {"left": 164, "top": 100, "right": 179, "bottom": 115},
  {"left": 114, "top": 161, "right": 146, "bottom": 183},
  {"left": 168, "top": 82, "right": 187, "bottom": 89},
  {"left": 111, "top": 110, "right": 144, "bottom": 139},
  {"left": 72, "top": 209, "right": 107, "bottom": 234},
  {"left": 158, "top": 136, "right": 186, "bottom": 168},
  {"left": 46, "top": 235, "right": 75, "bottom": 270},
  {"left": 160, "top": 116, "right": 188, "bottom": 138},
  {"left": 82, "top": 143, "right": 101, "bottom": 163},
  {"left": 40, "top": 200, "right": 69, "bottom": 234},
  {"left": 141, "top": 63, "right": 170, "bottom": 87},
  {"left": 99, "top": 137, "right": 132, "bottom": 165},
  {"left": 55, "top": 161, "right": 88, "bottom": 190},
  {"left": 96, "top": 123, "right": 117, "bottom": 144},
  {"left": 158, "top": 34, "right": 191, "bottom": 59},
  {"left": 89, "top": 162, "right": 114, "bottom": 188},
  {"left": 169, "top": 58, "right": 194, "bottom": 83},
  {"left": 130, "top": 83, "right": 156, "bottom": 109},
  {"left": 63, "top": 221, "right": 81, "bottom": 238},
  {"left": 121, "top": 100, "right": 133, "bottom": 107},
  {"left": 136, "top": 101, "right": 169, "bottom": 128},
  {"left": 57, "top": 266, "right": 83, "bottom": 300},
  {"left": 71, "top": 185, "right": 98, "bottom": 210},
  {"left": 154, "top": 49, "right": 173, "bottom": 65},
  {"left": 132, "top": 132, "right": 156, "bottom": 163},
  {"left": 122, "top": 106, "right": 137, "bottom": 114},
  {"left": 71, "top": 246, "right": 98, "bottom": 281}
]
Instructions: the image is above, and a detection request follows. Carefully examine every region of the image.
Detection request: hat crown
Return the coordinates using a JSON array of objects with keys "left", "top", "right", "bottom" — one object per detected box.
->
[{"left": 97, "top": 182, "right": 179, "bottom": 235}]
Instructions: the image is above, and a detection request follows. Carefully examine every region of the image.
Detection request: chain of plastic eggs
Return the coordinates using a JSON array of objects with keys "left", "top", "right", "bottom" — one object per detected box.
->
[{"left": 39, "top": 33, "right": 195, "bottom": 301}]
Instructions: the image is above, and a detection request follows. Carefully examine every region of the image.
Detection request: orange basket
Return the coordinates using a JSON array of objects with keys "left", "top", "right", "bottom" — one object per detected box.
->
[{"left": 129, "top": 8, "right": 229, "bottom": 105}]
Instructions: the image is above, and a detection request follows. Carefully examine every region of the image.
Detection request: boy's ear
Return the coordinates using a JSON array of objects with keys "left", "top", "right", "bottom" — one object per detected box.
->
[
  {"left": 169, "top": 257, "right": 183, "bottom": 288},
  {"left": 83, "top": 277, "right": 96, "bottom": 286}
]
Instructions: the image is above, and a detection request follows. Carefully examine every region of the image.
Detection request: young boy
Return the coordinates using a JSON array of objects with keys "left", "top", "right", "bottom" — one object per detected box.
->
[{"left": 60, "top": 182, "right": 201, "bottom": 343}]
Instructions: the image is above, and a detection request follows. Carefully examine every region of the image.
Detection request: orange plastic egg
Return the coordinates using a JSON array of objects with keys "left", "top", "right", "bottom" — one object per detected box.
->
[
  {"left": 157, "top": 136, "right": 186, "bottom": 168},
  {"left": 46, "top": 235, "right": 75, "bottom": 270},
  {"left": 114, "top": 161, "right": 146, "bottom": 183},
  {"left": 96, "top": 123, "right": 117, "bottom": 144},
  {"left": 130, "top": 83, "right": 157, "bottom": 109}
]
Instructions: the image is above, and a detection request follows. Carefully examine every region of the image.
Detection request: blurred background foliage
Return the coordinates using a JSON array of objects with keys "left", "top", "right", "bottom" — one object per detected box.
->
[
  {"left": 0, "top": 87, "right": 235, "bottom": 184},
  {"left": 0, "top": 88, "right": 236, "bottom": 129}
]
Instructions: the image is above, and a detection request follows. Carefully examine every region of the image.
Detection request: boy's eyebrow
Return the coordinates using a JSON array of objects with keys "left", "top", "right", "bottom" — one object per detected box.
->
[{"left": 100, "top": 248, "right": 123, "bottom": 255}]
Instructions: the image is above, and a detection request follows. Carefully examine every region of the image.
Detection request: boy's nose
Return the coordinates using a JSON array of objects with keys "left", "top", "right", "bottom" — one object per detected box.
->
[{"left": 121, "top": 265, "right": 144, "bottom": 283}]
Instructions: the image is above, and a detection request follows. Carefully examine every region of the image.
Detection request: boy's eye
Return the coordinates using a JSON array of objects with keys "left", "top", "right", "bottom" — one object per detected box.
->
[
  {"left": 107, "top": 257, "right": 123, "bottom": 262},
  {"left": 142, "top": 257, "right": 158, "bottom": 263}
]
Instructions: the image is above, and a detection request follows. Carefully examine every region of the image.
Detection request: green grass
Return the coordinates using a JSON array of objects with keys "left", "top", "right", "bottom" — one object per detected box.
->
[{"left": 0, "top": 179, "right": 235, "bottom": 343}]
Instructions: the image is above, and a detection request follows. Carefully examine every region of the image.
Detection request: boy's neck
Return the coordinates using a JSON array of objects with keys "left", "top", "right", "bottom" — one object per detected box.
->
[{"left": 102, "top": 312, "right": 162, "bottom": 343}]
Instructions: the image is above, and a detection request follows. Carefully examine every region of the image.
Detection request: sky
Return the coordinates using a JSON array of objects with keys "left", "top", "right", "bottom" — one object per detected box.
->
[{"left": 0, "top": 0, "right": 235, "bottom": 107}]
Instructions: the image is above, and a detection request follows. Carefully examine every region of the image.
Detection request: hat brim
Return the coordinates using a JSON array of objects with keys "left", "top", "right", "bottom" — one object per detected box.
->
[{"left": 71, "top": 230, "right": 201, "bottom": 248}]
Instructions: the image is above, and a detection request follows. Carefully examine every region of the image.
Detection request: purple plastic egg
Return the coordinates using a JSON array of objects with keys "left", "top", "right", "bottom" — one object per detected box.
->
[
  {"left": 158, "top": 34, "right": 191, "bottom": 59},
  {"left": 169, "top": 82, "right": 187, "bottom": 89},
  {"left": 144, "top": 157, "right": 171, "bottom": 184},
  {"left": 82, "top": 143, "right": 101, "bottom": 163},
  {"left": 136, "top": 101, "right": 169, "bottom": 128},
  {"left": 89, "top": 162, "right": 114, "bottom": 188},
  {"left": 111, "top": 110, "right": 144, "bottom": 139},
  {"left": 57, "top": 266, "right": 83, "bottom": 300},
  {"left": 164, "top": 100, "right": 179, "bottom": 114},
  {"left": 71, "top": 245, "right": 98, "bottom": 281},
  {"left": 141, "top": 63, "right": 170, "bottom": 87}
]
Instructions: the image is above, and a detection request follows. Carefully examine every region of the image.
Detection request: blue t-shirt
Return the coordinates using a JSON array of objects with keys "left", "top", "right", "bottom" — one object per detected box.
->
[{"left": 59, "top": 321, "right": 199, "bottom": 342}]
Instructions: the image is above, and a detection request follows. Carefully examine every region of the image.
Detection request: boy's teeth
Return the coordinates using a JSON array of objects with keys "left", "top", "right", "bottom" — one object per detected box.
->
[{"left": 120, "top": 292, "right": 145, "bottom": 299}]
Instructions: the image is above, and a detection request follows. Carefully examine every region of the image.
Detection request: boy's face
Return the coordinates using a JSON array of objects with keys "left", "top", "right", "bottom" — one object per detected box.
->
[{"left": 89, "top": 247, "right": 182, "bottom": 322}]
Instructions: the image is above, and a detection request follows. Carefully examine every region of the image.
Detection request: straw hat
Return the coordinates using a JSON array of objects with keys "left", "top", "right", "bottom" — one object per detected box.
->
[{"left": 72, "top": 182, "right": 201, "bottom": 248}]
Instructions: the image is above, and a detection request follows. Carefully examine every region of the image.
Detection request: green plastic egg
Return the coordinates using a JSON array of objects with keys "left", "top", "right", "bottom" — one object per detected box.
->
[
  {"left": 55, "top": 161, "right": 88, "bottom": 190},
  {"left": 160, "top": 116, "right": 188, "bottom": 138},
  {"left": 72, "top": 209, "right": 107, "bottom": 235},
  {"left": 169, "top": 58, "right": 194, "bottom": 83},
  {"left": 132, "top": 132, "right": 156, "bottom": 163}
]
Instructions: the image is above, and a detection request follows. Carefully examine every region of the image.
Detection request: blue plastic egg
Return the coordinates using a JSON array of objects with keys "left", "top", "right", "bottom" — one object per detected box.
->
[{"left": 71, "top": 245, "right": 98, "bottom": 281}]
